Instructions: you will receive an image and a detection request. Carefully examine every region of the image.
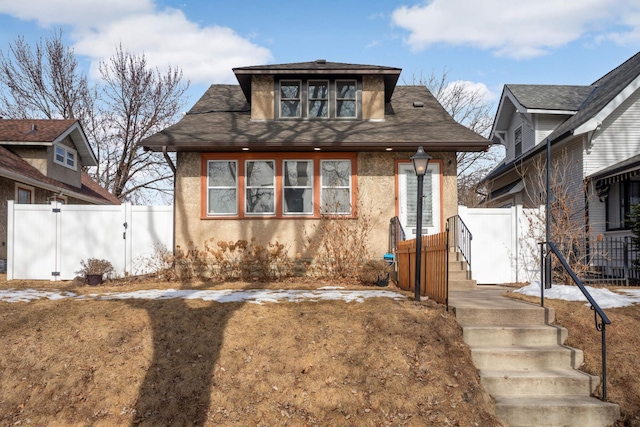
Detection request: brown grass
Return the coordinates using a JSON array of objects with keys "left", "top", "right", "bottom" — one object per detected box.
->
[
  {"left": 507, "top": 290, "right": 640, "bottom": 427},
  {"left": 0, "top": 275, "right": 503, "bottom": 426}
]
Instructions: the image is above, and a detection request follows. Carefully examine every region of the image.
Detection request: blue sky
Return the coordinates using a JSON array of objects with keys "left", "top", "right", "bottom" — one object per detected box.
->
[{"left": 0, "top": 0, "right": 639, "bottom": 111}]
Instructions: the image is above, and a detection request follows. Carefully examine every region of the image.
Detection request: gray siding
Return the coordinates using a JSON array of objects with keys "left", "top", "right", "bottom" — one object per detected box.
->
[{"left": 535, "top": 114, "right": 570, "bottom": 145}]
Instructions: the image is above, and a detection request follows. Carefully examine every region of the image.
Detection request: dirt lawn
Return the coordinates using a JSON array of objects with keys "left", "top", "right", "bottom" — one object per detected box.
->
[{"left": 0, "top": 275, "right": 638, "bottom": 426}]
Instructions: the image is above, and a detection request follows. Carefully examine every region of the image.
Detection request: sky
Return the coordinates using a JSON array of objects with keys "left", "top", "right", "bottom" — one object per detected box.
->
[
  {"left": 1, "top": 0, "right": 639, "bottom": 112},
  {"left": 1, "top": 283, "right": 639, "bottom": 308}
]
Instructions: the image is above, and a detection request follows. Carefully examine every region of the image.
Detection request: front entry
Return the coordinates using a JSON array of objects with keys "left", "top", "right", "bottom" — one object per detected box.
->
[{"left": 397, "top": 162, "right": 441, "bottom": 240}]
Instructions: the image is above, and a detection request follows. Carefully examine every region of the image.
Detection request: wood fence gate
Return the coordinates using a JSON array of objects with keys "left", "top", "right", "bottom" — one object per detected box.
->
[{"left": 396, "top": 230, "right": 449, "bottom": 306}]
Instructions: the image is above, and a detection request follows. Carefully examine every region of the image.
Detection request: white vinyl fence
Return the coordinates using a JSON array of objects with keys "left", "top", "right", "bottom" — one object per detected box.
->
[
  {"left": 458, "top": 205, "right": 544, "bottom": 285},
  {"left": 7, "top": 201, "right": 173, "bottom": 281}
]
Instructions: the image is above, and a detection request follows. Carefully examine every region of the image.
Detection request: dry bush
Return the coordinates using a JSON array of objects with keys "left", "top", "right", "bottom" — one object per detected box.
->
[
  {"left": 304, "top": 210, "right": 375, "bottom": 282},
  {"left": 152, "top": 238, "right": 294, "bottom": 282},
  {"left": 360, "top": 259, "right": 393, "bottom": 286}
]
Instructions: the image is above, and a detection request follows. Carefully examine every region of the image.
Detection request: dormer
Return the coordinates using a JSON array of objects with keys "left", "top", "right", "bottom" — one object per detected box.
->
[
  {"left": 490, "top": 84, "right": 594, "bottom": 162},
  {"left": 232, "top": 60, "right": 401, "bottom": 122}
]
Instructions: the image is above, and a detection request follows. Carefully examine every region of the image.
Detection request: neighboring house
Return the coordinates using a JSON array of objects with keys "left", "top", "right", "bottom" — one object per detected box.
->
[
  {"left": 0, "top": 119, "right": 120, "bottom": 269},
  {"left": 141, "top": 60, "right": 490, "bottom": 261},
  {"left": 483, "top": 52, "right": 640, "bottom": 242}
]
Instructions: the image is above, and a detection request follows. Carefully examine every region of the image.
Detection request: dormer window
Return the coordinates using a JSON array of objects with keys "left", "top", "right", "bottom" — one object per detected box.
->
[
  {"left": 54, "top": 144, "right": 77, "bottom": 170},
  {"left": 277, "top": 79, "right": 360, "bottom": 120},
  {"left": 514, "top": 126, "right": 522, "bottom": 158}
]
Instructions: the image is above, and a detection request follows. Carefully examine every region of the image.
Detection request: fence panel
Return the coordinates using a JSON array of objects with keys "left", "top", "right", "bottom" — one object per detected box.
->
[
  {"left": 396, "top": 231, "right": 448, "bottom": 303},
  {"left": 7, "top": 201, "right": 173, "bottom": 281}
]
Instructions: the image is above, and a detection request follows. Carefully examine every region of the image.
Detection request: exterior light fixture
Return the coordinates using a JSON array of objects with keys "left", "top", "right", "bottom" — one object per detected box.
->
[{"left": 410, "top": 146, "right": 431, "bottom": 302}]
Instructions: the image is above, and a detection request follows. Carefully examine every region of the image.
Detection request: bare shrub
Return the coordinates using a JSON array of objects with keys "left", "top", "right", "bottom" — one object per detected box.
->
[
  {"left": 304, "top": 210, "right": 375, "bottom": 281},
  {"left": 360, "top": 259, "right": 393, "bottom": 286}
]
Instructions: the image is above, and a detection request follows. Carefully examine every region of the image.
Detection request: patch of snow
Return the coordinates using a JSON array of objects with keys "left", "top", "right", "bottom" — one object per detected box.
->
[{"left": 514, "top": 281, "right": 640, "bottom": 308}]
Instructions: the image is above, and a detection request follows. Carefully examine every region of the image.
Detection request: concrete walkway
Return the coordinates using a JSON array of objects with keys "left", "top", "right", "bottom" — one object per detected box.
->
[{"left": 448, "top": 285, "right": 620, "bottom": 427}]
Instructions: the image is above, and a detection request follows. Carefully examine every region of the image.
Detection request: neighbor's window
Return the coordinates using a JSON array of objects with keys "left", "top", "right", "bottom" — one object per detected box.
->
[
  {"left": 514, "top": 127, "right": 523, "bottom": 158},
  {"left": 245, "top": 160, "right": 275, "bottom": 214},
  {"left": 321, "top": 160, "right": 352, "bottom": 214},
  {"left": 54, "top": 144, "right": 77, "bottom": 170},
  {"left": 336, "top": 80, "right": 357, "bottom": 118},
  {"left": 308, "top": 80, "right": 328, "bottom": 118},
  {"left": 283, "top": 160, "right": 313, "bottom": 214},
  {"left": 606, "top": 176, "right": 640, "bottom": 230},
  {"left": 280, "top": 80, "right": 301, "bottom": 118},
  {"left": 207, "top": 160, "right": 238, "bottom": 215},
  {"left": 16, "top": 185, "right": 33, "bottom": 204}
]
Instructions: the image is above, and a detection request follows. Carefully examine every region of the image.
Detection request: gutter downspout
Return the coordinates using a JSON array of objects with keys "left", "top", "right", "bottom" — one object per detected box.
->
[
  {"left": 162, "top": 146, "right": 176, "bottom": 174},
  {"left": 162, "top": 146, "right": 177, "bottom": 258}
]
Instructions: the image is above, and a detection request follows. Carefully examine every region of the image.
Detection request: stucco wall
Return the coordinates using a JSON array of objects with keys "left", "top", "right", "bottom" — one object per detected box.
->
[
  {"left": 174, "top": 150, "right": 458, "bottom": 261},
  {"left": 251, "top": 75, "right": 275, "bottom": 120},
  {"left": 362, "top": 76, "right": 385, "bottom": 121},
  {"left": 0, "top": 176, "right": 12, "bottom": 260}
]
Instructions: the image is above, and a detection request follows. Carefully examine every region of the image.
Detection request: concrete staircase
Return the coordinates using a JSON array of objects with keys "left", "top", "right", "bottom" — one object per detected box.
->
[
  {"left": 450, "top": 287, "right": 620, "bottom": 427},
  {"left": 448, "top": 248, "right": 476, "bottom": 290}
]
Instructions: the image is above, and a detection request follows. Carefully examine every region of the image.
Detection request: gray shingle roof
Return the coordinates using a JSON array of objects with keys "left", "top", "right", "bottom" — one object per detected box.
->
[
  {"left": 506, "top": 84, "right": 594, "bottom": 111},
  {"left": 141, "top": 85, "right": 490, "bottom": 153}
]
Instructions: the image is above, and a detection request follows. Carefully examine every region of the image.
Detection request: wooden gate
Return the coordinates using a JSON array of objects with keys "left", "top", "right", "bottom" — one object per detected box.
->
[{"left": 396, "top": 230, "right": 449, "bottom": 306}]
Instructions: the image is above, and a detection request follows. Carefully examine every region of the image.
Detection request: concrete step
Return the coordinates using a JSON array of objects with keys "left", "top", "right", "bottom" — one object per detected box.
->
[
  {"left": 463, "top": 325, "right": 568, "bottom": 347},
  {"left": 453, "top": 305, "right": 556, "bottom": 326},
  {"left": 449, "top": 269, "right": 472, "bottom": 280},
  {"left": 448, "top": 259, "right": 469, "bottom": 271},
  {"left": 480, "top": 369, "right": 600, "bottom": 397},
  {"left": 470, "top": 346, "right": 584, "bottom": 370},
  {"left": 495, "top": 396, "right": 620, "bottom": 427},
  {"left": 448, "top": 279, "right": 477, "bottom": 290}
]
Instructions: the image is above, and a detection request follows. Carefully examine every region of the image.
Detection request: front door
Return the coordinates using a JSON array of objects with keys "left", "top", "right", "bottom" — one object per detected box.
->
[{"left": 398, "top": 162, "right": 441, "bottom": 240}]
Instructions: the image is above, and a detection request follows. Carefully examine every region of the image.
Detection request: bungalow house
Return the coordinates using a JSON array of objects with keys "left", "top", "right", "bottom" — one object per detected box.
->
[
  {"left": 0, "top": 119, "right": 120, "bottom": 270},
  {"left": 482, "top": 52, "right": 640, "bottom": 281},
  {"left": 141, "top": 60, "right": 490, "bottom": 264}
]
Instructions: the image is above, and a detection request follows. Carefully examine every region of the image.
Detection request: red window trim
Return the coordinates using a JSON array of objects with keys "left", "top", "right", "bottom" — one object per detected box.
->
[{"left": 200, "top": 152, "right": 358, "bottom": 220}]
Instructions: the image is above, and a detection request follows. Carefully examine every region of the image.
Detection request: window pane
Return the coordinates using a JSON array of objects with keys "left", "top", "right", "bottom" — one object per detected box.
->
[
  {"left": 405, "top": 169, "right": 433, "bottom": 228},
  {"left": 208, "top": 161, "right": 236, "bottom": 186},
  {"left": 336, "top": 100, "right": 356, "bottom": 117},
  {"left": 284, "top": 160, "right": 313, "bottom": 214},
  {"left": 66, "top": 151, "right": 75, "bottom": 167},
  {"left": 322, "top": 189, "right": 350, "bottom": 213},
  {"left": 209, "top": 189, "right": 237, "bottom": 215},
  {"left": 55, "top": 146, "right": 65, "bottom": 163},
  {"left": 321, "top": 160, "right": 351, "bottom": 214},
  {"left": 207, "top": 161, "right": 237, "bottom": 215},
  {"left": 17, "top": 188, "right": 32, "bottom": 204},
  {"left": 309, "top": 81, "right": 328, "bottom": 98},
  {"left": 246, "top": 160, "right": 275, "bottom": 214},
  {"left": 281, "top": 82, "right": 300, "bottom": 98},
  {"left": 281, "top": 100, "right": 300, "bottom": 117},
  {"left": 309, "top": 100, "right": 328, "bottom": 117},
  {"left": 321, "top": 160, "right": 350, "bottom": 187},
  {"left": 337, "top": 81, "right": 356, "bottom": 98}
]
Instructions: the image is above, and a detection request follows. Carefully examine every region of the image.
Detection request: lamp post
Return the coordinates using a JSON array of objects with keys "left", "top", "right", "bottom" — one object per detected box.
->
[{"left": 411, "top": 146, "right": 431, "bottom": 302}]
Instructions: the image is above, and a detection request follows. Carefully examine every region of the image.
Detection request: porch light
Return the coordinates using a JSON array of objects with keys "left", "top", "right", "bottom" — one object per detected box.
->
[{"left": 411, "top": 146, "right": 431, "bottom": 302}]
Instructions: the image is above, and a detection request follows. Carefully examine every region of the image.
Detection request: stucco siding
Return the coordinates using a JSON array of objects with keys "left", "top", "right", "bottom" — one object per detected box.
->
[
  {"left": 174, "top": 150, "right": 457, "bottom": 262},
  {"left": 584, "top": 87, "right": 640, "bottom": 176},
  {"left": 362, "top": 76, "right": 385, "bottom": 121}
]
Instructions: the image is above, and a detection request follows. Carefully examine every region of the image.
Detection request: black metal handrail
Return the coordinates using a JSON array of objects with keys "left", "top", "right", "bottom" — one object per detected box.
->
[
  {"left": 446, "top": 215, "right": 472, "bottom": 268},
  {"left": 389, "top": 216, "right": 406, "bottom": 253},
  {"left": 540, "top": 241, "right": 611, "bottom": 401}
]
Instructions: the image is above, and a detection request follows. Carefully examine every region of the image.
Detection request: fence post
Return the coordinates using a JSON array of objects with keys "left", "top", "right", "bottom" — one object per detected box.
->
[{"left": 6, "top": 200, "right": 14, "bottom": 280}]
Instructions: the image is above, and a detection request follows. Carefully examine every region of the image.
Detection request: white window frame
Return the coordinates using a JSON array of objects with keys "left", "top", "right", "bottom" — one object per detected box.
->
[
  {"left": 54, "top": 143, "right": 77, "bottom": 170},
  {"left": 283, "top": 160, "right": 314, "bottom": 215},
  {"left": 245, "top": 159, "right": 276, "bottom": 215},
  {"left": 207, "top": 160, "right": 238, "bottom": 216},
  {"left": 335, "top": 80, "right": 357, "bottom": 118},
  {"left": 15, "top": 183, "right": 34, "bottom": 204},
  {"left": 320, "top": 159, "right": 352, "bottom": 214}
]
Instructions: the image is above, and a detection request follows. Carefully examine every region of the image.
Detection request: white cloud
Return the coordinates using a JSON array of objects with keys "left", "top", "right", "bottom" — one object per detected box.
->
[
  {"left": 391, "top": 0, "right": 626, "bottom": 59},
  {"left": 0, "top": 1, "right": 272, "bottom": 85},
  {"left": 445, "top": 80, "right": 497, "bottom": 103}
]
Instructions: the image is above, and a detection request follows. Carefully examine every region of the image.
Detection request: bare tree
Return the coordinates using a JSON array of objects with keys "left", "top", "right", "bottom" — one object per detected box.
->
[
  {"left": 0, "top": 32, "right": 189, "bottom": 203},
  {"left": 96, "top": 45, "right": 188, "bottom": 202},
  {"left": 407, "top": 69, "right": 503, "bottom": 206},
  {"left": 0, "top": 29, "right": 91, "bottom": 120}
]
